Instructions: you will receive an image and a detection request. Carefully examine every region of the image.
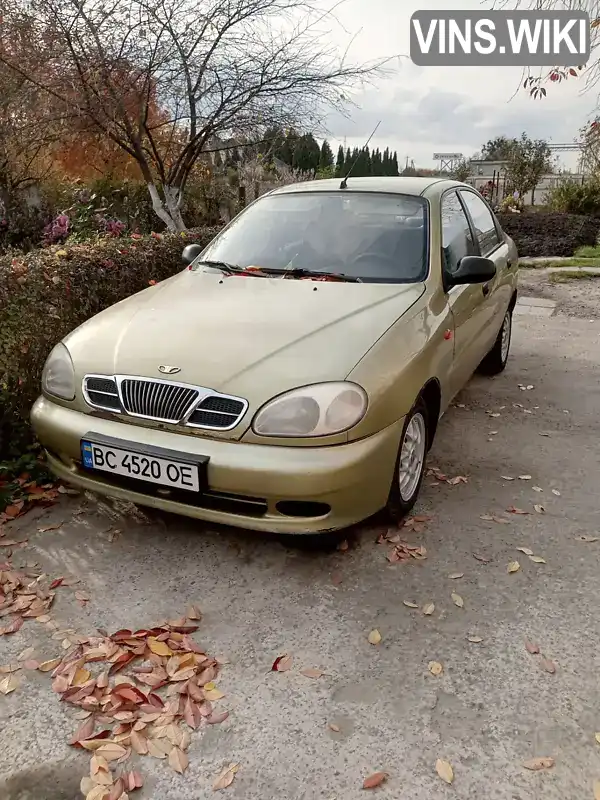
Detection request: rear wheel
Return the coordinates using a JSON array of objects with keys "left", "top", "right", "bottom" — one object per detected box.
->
[
  {"left": 478, "top": 308, "right": 512, "bottom": 375},
  {"left": 386, "top": 398, "right": 429, "bottom": 522}
]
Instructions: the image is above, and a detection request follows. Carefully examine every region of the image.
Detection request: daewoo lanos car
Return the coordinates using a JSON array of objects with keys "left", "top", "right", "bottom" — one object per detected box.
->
[{"left": 31, "top": 177, "right": 518, "bottom": 538}]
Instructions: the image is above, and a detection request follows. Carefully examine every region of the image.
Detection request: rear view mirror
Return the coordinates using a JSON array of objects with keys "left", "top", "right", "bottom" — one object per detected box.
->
[
  {"left": 448, "top": 255, "right": 496, "bottom": 286},
  {"left": 182, "top": 244, "right": 203, "bottom": 266}
]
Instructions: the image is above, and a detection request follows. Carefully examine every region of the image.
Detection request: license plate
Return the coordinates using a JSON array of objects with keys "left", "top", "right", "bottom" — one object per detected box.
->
[{"left": 81, "top": 435, "right": 207, "bottom": 492}]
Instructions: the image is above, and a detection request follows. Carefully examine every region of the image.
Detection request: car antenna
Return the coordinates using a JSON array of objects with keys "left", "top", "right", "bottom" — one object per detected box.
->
[{"left": 339, "top": 120, "right": 381, "bottom": 190}]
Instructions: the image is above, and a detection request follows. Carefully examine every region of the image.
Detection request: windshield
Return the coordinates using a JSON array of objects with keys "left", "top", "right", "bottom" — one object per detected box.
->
[{"left": 198, "top": 191, "right": 429, "bottom": 283}]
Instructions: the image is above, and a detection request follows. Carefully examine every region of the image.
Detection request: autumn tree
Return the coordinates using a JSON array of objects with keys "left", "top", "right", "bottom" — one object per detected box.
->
[
  {"left": 481, "top": 136, "right": 518, "bottom": 161},
  {"left": 0, "top": 0, "right": 384, "bottom": 230},
  {"left": 503, "top": 133, "right": 553, "bottom": 197}
]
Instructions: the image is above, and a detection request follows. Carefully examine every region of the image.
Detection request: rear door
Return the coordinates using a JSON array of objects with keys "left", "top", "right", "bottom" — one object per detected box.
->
[
  {"left": 441, "top": 189, "right": 489, "bottom": 397},
  {"left": 458, "top": 189, "right": 512, "bottom": 356}
]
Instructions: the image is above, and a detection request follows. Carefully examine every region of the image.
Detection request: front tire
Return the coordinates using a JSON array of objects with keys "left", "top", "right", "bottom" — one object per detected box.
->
[
  {"left": 386, "top": 398, "right": 429, "bottom": 522},
  {"left": 478, "top": 308, "right": 512, "bottom": 375}
]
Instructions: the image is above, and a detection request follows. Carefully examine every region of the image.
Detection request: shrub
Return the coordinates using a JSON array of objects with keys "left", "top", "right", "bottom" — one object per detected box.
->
[
  {"left": 544, "top": 178, "right": 600, "bottom": 216},
  {"left": 497, "top": 210, "right": 600, "bottom": 257},
  {"left": 0, "top": 227, "right": 220, "bottom": 459}
]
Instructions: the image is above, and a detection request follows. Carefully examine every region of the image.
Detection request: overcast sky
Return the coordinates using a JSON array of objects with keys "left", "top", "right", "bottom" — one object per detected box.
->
[{"left": 322, "top": 0, "right": 597, "bottom": 170}]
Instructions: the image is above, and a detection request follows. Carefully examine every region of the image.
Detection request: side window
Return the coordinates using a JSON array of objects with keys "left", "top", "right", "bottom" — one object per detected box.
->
[
  {"left": 459, "top": 191, "right": 501, "bottom": 255},
  {"left": 441, "top": 191, "right": 476, "bottom": 274}
]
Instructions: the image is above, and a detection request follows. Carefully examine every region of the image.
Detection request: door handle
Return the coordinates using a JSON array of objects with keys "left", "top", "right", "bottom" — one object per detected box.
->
[{"left": 482, "top": 283, "right": 490, "bottom": 296}]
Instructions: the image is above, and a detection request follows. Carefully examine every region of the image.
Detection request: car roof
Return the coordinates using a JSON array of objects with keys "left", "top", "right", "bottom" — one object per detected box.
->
[{"left": 268, "top": 176, "right": 467, "bottom": 199}]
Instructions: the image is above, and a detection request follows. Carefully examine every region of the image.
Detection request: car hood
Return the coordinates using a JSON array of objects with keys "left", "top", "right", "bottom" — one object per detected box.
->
[{"left": 66, "top": 270, "right": 424, "bottom": 400}]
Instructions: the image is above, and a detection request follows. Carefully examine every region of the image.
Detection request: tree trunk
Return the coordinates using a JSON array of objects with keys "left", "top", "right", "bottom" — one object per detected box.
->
[{"left": 146, "top": 182, "right": 187, "bottom": 232}]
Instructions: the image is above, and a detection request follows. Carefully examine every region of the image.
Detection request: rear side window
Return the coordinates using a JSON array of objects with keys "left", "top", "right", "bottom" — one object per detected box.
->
[
  {"left": 459, "top": 191, "right": 500, "bottom": 255},
  {"left": 441, "top": 190, "right": 476, "bottom": 274}
]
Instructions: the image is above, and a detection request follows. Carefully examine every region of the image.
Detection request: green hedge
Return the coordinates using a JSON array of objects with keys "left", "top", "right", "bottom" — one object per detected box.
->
[{"left": 0, "top": 228, "right": 220, "bottom": 460}]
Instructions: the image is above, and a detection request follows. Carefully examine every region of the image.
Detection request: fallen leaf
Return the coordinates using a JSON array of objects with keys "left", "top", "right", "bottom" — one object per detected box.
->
[
  {"left": 534, "top": 505, "right": 545, "bottom": 514},
  {"left": 80, "top": 777, "right": 95, "bottom": 795},
  {"left": 523, "top": 757, "right": 554, "bottom": 771},
  {"left": 595, "top": 732, "right": 600, "bottom": 745},
  {"left": 85, "top": 787, "right": 110, "bottom": 800},
  {"left": 507, "top": 561, "right": 521, "bottom": 574},
  {"left": 525, "top": 640, "right": 540, "bottom": 655},
  {"left": 204, "top": 687, "right": 225, "bottom": 701},
  {"left": 272, "top": 654, "right": 292, "bottom": 672},
  {"left": 403, "top": 600, "right": 419, "bottom": 608},
  {"left": 0, "top": 674, "right": 19, "bottom": 694},
  {"left": 213, "top": 763, "right": 239, "bottom": 791},
  {"left": 368, "top": 629, "right": 382, "bottom": 645},
  {"left": 39, "top": 522, "right": 63, "bottom": 532},
  {"left": 467, "top": 635, "right": 483, "bottom": 643},
  {"left": 95, "top": 743, "right": 128, "bottom": 762},
  {"left": 472, "top": 553, "right": 491, "bottom": 563},
  {"left": 540, "top": 657, "right": 556, "bottom": 674},
  {"left": 501, "top": 475, "right": 514, "bottom": 481},
  {"left": 423, "top": 603, "right": 435, "bottom": 616},
  {"left": 529, "top": 555, "right": 546, "bottom": 564},
  {"left": 517, "top": 547, "right": 533, "bottom": 556},
  {"left": 187, "top": 605, "right": 202, "bottom": 620},
  {"left": 552, "top": 489, "right": 561, "bottom": 496},
  {"left": 451, "top": 593, "right": 464, "bottom": 608},
  {"left": 577, "top": 536, "right": 599, "bottom": 543},
  {"left": 519, "top": 475, "right": 532, "bottom": 481},
  {"left": 49, "top": 577, "right": 64, "bottom": 589},
  {"left": 168, "top": 746, "right": 189, "bottom": 774},
  {"left": 17, "top": 647, "right": 35, "bottom": 662},
  {"left": 435, "top": 759, "right": 454, "bottom": 784},
  {"left": 300, "top": 667, "right": 324, "bottom": 679},
  {"left": 207, "top": 710, "right": 229, "bottom": 724},
  {"left": 362, "top": 772, "right": 388, "bottom": 789},
  {"left": 533, "top": 486, "right": 543, "bottom": 492},
  {"left": 38, "top": 658, "right": 62, "bottom": 672},
  {"left": 449, "top": 572, "right": 464, "bottom": 579},
  {"left": 428, "top": 661, "right": 443, "bottom": 676},
  {"left": 507, "top": 506, "right": 529, "bottom": 515},
  {"left": 328, "top": 723, "right": 340, "bottom": 732},
  {"left": 147, "top": 739, "right": 170, "bottom": 759},
  {"left": 147, "top": 638, "right": 172, "bottom": 657},
  {"left": 75, "top": 590, "right": 90, "bottom": 602}
]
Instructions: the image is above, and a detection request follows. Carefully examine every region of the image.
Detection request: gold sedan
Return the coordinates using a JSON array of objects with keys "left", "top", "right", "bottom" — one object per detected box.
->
[{"left": 31, "top": 177, "right": 518, "bottom": 537}]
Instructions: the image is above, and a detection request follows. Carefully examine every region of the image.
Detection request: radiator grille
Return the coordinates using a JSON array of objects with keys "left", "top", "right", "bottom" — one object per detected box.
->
[
  {"left": 83, "top": 375, "right": 247, "bottom": 429},
  {"left": 120, "top": 379, "right": 199, "bottom": 422}
]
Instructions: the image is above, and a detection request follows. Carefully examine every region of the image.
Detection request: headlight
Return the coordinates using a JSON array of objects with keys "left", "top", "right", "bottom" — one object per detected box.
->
[
  {"left": 42, "top": 342, "right": 76, "bottom": 400},
  {"left": 252, "top": 382, "right": 367, "bottom": 438}
]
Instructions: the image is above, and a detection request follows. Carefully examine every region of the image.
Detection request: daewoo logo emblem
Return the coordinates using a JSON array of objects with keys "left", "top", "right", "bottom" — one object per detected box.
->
[{"left": 158, "top": 365, "right": 181, "bottom": 375}]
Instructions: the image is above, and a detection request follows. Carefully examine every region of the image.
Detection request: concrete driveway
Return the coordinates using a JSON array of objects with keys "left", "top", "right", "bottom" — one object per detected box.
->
[{"left": 2, "top": 303, "right": 600, "bottom": 800}]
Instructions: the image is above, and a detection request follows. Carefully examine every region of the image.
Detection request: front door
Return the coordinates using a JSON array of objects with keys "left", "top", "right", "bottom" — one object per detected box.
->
[
  {"left": 458, "top": 188, "right": 511, "bottom": 351},
  {"left": 441, "top": 189, "right": 490, "bottom": 398}
]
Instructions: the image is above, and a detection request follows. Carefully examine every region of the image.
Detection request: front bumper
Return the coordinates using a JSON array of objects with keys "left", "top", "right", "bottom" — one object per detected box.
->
[{"left": 31, "top": 396, "right": 403, "bottom": 534}]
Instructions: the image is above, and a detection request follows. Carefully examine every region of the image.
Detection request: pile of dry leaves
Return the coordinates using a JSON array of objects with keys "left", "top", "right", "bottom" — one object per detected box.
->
[
  {"left": 0, "top": 559, "right": 232, "bottom": 797},
  {"left": 377, "top": 515, "right": 431, "bottom": 564}
]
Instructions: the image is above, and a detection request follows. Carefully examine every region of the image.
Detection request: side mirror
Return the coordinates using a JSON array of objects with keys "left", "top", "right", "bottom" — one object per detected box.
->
[
  {"left": 182, "top": 244, "right": 203, "bottom": 266},
  {"left": 448, "top": 255, "right": 496, "bottom": 286}
]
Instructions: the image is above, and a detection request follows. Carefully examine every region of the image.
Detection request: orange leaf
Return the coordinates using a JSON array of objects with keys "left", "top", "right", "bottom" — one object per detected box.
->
[{"left": 363, "top": 772, "right": 388, "bottom": 789}]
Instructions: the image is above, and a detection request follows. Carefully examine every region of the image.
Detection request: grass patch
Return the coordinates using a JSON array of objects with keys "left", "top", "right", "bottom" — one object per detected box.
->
[
  {"left": 548, "top": 270, "right": 600, "bottom": 283},
  {"left": 520, "top": 257, "right": 600, "bottom": 268},
  {"left": 573, "top": 244, "right": 600, "bottom": 258}
]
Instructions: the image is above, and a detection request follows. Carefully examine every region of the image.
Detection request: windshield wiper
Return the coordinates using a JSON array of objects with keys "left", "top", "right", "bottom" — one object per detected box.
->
[
  {"left": 196, "top": 260, "right": 266, "bottom": 276},
  {"left": 257, "top": 267, "right": 362, "bottom": 283}
]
